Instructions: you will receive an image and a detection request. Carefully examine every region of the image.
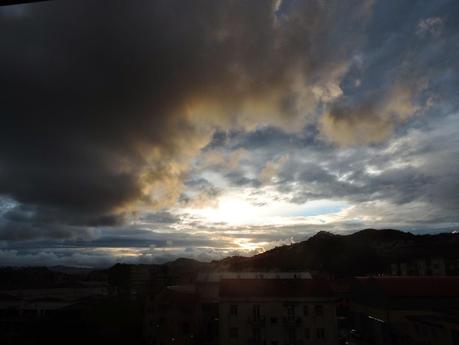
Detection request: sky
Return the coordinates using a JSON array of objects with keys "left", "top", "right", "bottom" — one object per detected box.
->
[{"left": 0, "top": 0, "right": 458, "bottom": 267}]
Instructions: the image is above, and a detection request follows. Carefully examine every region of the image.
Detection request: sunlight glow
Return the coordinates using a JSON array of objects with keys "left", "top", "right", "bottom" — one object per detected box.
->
[{"left": 178, "top": 189, "right": 348, "bottom": 227}]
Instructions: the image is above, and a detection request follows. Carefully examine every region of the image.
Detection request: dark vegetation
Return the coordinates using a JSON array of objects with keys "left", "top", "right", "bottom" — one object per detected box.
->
[
  {"left": 2, "top": 229, "right": 459, "bottom": 288},
  {"left": 212, "top": 229, "right": 459, "bottom": 276}
]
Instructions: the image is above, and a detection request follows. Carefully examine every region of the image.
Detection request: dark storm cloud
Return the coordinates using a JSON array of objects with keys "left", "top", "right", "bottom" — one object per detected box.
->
[
  {"left": 0, "top": 0, "right": 375, "bottom": 239},
  {"left": 137, "top": 211, "right": 179, "bottom": 225},
  {"left": 0, "top": 202, "right": 98, "bottom": 241},
  {"left": 0, "top": 226, "right": 236, "bottom": 267},
  {"left": 3, "top": 230, "right": 220, "bottom": 250},
  {"left": 234, "top": 125, "right": 321, "bottom": 151}
]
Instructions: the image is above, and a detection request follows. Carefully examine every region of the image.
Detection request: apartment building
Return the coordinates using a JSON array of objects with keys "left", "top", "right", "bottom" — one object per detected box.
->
[
  {"left": 195, "top": 272, "right": 312, "bottom": 301},
  {"left": 144, "top": 272, "right": 338, "bottom": 345},
  {"left": 350, "top": 276, "right": 459, "bottom": 345},
  {"left": 219, "top": 279, "right": 338, "bottom": 345}
]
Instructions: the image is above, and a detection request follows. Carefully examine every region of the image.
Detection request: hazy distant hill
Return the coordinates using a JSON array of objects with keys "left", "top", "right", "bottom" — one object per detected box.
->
[
  {"left": 210, "top": 229, "right": 459, "bottom": 276},
  {"left": 0, "top": 266, "right": 96, "bottom": 289},
  {"left": 48, "top": 265, "right": 94, "bottom": 275}
]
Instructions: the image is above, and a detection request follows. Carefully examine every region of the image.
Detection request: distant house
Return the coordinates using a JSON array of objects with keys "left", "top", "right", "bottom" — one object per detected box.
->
[{"left": 390, "top": 257, "right": 459, "bottom": 276}]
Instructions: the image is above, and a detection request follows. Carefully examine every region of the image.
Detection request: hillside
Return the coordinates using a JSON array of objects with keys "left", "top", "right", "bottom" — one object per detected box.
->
[
  {"left": 2, "top": 229, "right": 458, "bottom": 285},
  {"left": 211, "top": 229, "right": 459, "bottom": 276}
]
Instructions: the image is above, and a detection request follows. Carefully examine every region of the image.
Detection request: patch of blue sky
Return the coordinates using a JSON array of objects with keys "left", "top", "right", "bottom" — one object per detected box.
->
[{"left": 288, "top": 201, "right": 348, "bottom": 217}]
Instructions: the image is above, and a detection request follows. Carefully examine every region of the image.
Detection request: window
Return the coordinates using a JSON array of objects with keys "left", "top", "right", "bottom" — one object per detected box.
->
[
  {"left": 230, "top": 304, "right": 238, "bottom": 316},
  {"left": 303, "top": 305, "right": 309, "bottom": 316},
  {"left": 253, "top": 304, "right": 261, "bottom": 318},
  {"left": 314, "top": 305, "right": 324, "bottom": 316},
  {"left": 451, "top": 330, "right": 459, "bottom": 345},
  {"left": 316, "top": 328, "right": 325, "bottom": 339},
  {"left": 208, "top": 323, "right": 217, "bottom": 337},
  {"left": 180, "top": 305, "right": 191, "bottom": 313},
  {"left": 287, "top": 305, "right": 295, "bottom": 319},
  {"left": 230, "top": 327, "right": 238, "bottom": 339},
  {"left": 182, "top": 322, "right": 190, "bottom": 335},
  {"left": 202, "top": 303, "right": 219, "bottom": 314},
  {"left": 304, "top": 328, "right": 310, "bottom": 339},
  {"left": 253, "top": 327, "right": 261, "bottom": 341},
  {"left": 422, "top": 325, "right": 428, "bottom": 336},
  {"left": 288, "top": 328, "right": 296, "bottom": 343}
]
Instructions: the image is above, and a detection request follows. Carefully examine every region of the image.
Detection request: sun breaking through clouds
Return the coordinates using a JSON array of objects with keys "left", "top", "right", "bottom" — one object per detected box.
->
[{"left": 0, "top": 0, "right": 458, "bottom": 266}]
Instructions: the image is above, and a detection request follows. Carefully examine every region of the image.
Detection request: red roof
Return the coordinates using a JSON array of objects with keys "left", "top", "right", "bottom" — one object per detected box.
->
[
  {"left": 219, "top": 279, "right": 334, "bottom": 298},
  {"left": 356, "top": 276, "right": 459, "bottom": 298}
]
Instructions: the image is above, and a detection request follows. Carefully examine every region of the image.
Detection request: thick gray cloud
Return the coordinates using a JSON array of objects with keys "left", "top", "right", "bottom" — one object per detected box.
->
[
  {"left": 199, "top": 112, "right": 459, "bottom": 228},
  {"left": 0, "top": 0, "right": 373, "bottom": 236},
  {"left": 320, "top": 0, "right": 459, "bottom": 145},
  {"left": 0, "top": 0, "right": 458, "bottom": 265}
]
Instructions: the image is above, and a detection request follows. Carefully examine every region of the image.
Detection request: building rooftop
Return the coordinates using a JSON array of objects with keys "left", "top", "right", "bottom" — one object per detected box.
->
[
  {"left": 219, "top": 278, "right": 333, "bottom": 298},
  {"left": 407, "top": 312, "right": 459, "bottom": 327},
  {"left": 196, "top": 271, "right": 312, "bottom": 283},
  {"left": 355, "top": 276, "right": 459, "bottom": 298}
]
